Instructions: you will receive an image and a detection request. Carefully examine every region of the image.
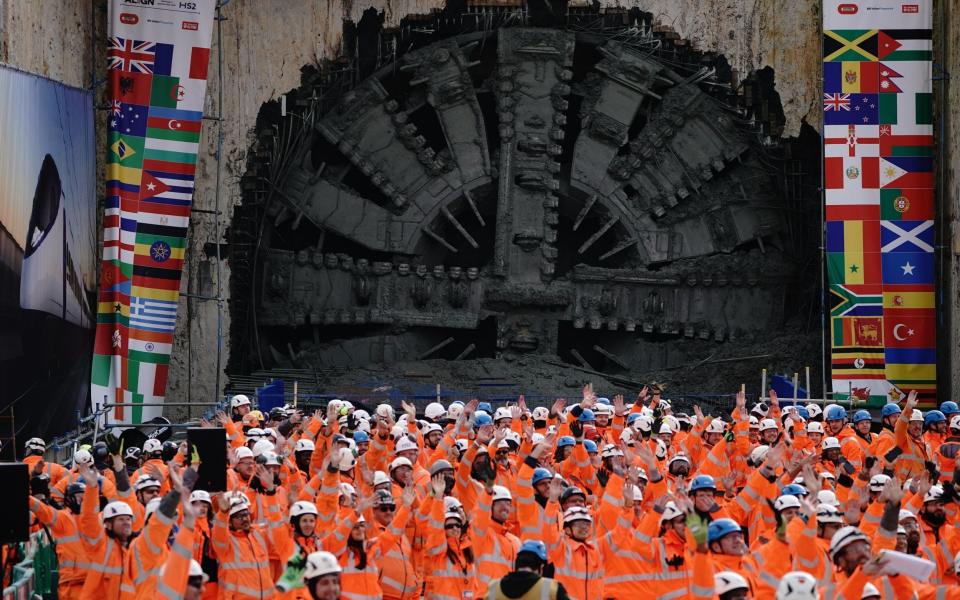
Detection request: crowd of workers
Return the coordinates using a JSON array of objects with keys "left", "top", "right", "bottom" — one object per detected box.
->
[{"left": 11, "top": 384, "right": 960, "bottom": 600}]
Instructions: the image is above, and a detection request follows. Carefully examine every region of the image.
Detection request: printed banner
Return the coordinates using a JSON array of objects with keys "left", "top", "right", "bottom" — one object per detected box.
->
[
  {"left": 91, "top": 0, "right": 216, "bottom": 424},
  {"left": 0, "top": 66, "right": 96, "bottom": 454},
  {"left": 823, "top": 0, "right": 936, "bottom": 407}
]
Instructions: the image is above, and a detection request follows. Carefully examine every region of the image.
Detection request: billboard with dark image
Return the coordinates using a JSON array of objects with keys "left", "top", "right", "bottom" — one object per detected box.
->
[{"left": 0, "top": 66, "right": 96, "bottom": 457}]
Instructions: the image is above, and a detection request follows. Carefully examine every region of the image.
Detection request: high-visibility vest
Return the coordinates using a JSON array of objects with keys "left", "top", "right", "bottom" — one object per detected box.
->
[
  {"left": 486, "top": 577, "right": 558, "bottom": 600},
  {"left": 121, "top": 508, "right": 177, "bottom": 600},
  {"left": 24, "top": 455, "right": 69, "bottom": 485},
  {"left": 77, "top": 482, "right": 129, "bottom": 600},
  {"left": 156, "top": 526, "right": 195, "bottom": 600},
  {"left": 211, "top": 493, "right": 283, "bottom": 600},
  {"left": 935, "top": 436, "right": 960, "bottom": 482},
  {"left": 338, "top": 548, "right": 383, "bottom": 600},
  {"left": 548, "top": 537, "right": 603, "bottom": 600},
  {"left": 373, "top": 512, "right": 419, "bottom": 600},
  {"left": 30, "top": 498, "right": 87, "bottom": 600}
]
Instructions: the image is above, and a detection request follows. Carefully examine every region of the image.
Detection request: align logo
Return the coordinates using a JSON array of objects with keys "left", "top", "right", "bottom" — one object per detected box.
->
[
  {"left": 119, "top": 13, "right": 139, "bottom": 24},
  {"left": 182, "top": 21, "right": 199, "bottom": 30},
  {"left": 838, "top": 4, "right": 859, "bottom": 14},
  {"left": 902, "top": 4, "right": 919, "bottom": 12}
]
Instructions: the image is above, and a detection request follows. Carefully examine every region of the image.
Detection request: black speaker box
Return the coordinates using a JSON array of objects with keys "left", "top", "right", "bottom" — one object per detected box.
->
[
  {"left": 0, "top": 462, "right": 30, "bottom": 543},
  {"left": 187, "top": 428, "right": 227, "bottom": 493}
]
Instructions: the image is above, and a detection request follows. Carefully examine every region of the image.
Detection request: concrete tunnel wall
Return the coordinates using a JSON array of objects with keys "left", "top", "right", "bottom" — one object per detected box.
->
[{"left": 1, "top": 0, "right": 957, "bottom": 420}]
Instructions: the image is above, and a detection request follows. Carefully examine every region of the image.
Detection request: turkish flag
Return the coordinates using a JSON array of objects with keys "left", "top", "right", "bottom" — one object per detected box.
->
[{"left": 883, "top": 313, "right": 935, "bottom": 348}]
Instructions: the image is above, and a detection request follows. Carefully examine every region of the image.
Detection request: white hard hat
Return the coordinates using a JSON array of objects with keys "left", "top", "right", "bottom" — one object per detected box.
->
[
  {"left": 447, "top": 402, "right": 464, "bottom": 421},
  {"left": 661, "top": 501, "right": 684, "bottom": 523},
  {"left": 759, "top": 418, "right": 778, "bottom": 432},
  {"left": 395, "top": 436, "right": 419, "bottom": 454},
  {"left": 227, "top": 495, "right": 251, "bottom": 517},
  {"left": 425, "top": 402, "right": 447, "bottom": 421},
  {"left": 303, "top": 551, "right": 342, "bottom": 580},
  {"left": 375, "top": 404, "right": 395, "bottom": 420},
  {"left": 861, "top": 582, "right": 880, "bottom": 600},
  {"left": 562, "top": 506, "right": 592, "bottom": 525},
  {"left": 235, "top": 446, "right": 254, "bottom": 460},
  {"left": 290, "top": 501, "right": 319, "bottom": 518},
  {"left": 630, "top": 485, "right": 643, "bottom": 502},
  {"left": 531, "top": 406, "right": 549, "bottom": 421},
  {"left": 822, "top": 437, "right": 841, "bottom": 450},
  {"left": 338, "top": 482, "right": 356, "bottom": 498},
  {"left": 602, "top": 444, "right": 625, "bottom": 459},
  {"left": 749, "top": 415, "right": 760, "bottom": 428},
  {"left": 868, "top": 474, "right": 891, "bottom": 492},
  {"left": 389, "top": 457, "right": 412, "bottom": 472},
  {"left": 667, "top": 453, "right": 690, "bottom": 467},
  {"left": 190, "top": 490, "right": 212, "bottom": 504},
  {"left": 594, "top": 403, "right": 614, "bottom": 416},
  {"left": 634, "top": 415, "right": 653, "bottom": 432},
  {"left": 336, "top": 449, "right": 356, "bottom": 472},
  {"left": 258, "top": 450, "right": 282, "bottom": 467},
  {"left": 923, "top": 484, "right": 944, "bottom": 503},
  {"left": 658, "top": 423, "right": 673, "bottom": 435},
  {"left": 805, "top": 404, "right": 822, "bottom": 418},
  {"left": 899, "top": 508, "right": 917, "bottom": 523},
  {"left": 103, "top": 501, "right": 134, "bottom": 519},
  {"left": 230, "top": 394, "right": 251, "bottom": 408},
  {"left": 188, "top": 559, "right": 209, "bottom": 583},
  {"left": 74, "top": 448, "right": 94, "bottom": 467},
  {"left": 531, "top": 432, "right": 545, "bottom": 445},
  {"left": 705, "top": 419, "right": 726, "bottom": 434},
  {"left": 134, "top": 474, "right": 162, "bottom": 491},
  {"left": 245, "top": 428, "right": 265, "bottom": 439},
  {"left": 262, "top": 427, "right": 279, "bottom": 440},
  {"left": 443, "top": 510, "right": 464, "bottom": 523},
  {"left": 143, "top": 439, "right": 163, "bottom": 453},
  {"left": 494, "top": 407, "right": 512, "bottom": 421},
  {"left": 251, "top": 439, "right": 275, "bottom": 457},
  {"left": 294, "top": 438, "right": 315, "bottom": 453},
  {"left": 619, "top": 428, "right": 636, "bottom": 444},
  {"left": 423, "top": 423, "right": 443, "bottom": 436},
  {"left": 373, "top": 470, "right": 391, "bottom": 487},
  {"left": 145, "top": 497, "right": 161, "bottom": 519},
  {"left": 829, "top": 526, "right": 869, "bottom": 560},
  {"left": 950, "top": 414, "right": 960, "bottom": 430},
  {"left": 25, "top": 437, "right": 46, "bottom": 451},
  {"left": 816, "top": 504, "right": 843, "bottom": 524},
  {"left": 715, "top": 571, "right": 750, "bottom": 596},
  {"left": 443, "top": 496, "right": 463, "bottom": 512},
  {"left": 662, "top": 415, "right": 680, "bottom": 432},
  {"left": 750, "top": 445, "right": 771, "bottom": 464},
  {"left": 818, "top": 490, "right": 840, "bottom": 507},
  {"left": 806, "top": 421, "right": 825, "bottom": 434},
  {"left": 775, "top": 571, "right": 818, "bottom": 600},
  {"left": 491, "top": 485, "right": 512, "bottom": 502},
  {"left": 774, "top": 494, "right": 802, "bottom": 512},
  {"left": 909, "top": 409, "right": 924, "bottom": 422}
]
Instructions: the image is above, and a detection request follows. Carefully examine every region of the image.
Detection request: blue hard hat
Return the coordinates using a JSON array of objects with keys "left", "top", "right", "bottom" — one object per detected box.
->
[
  {"left": 557, "top": 436, "right": 576, "bottom": 448},
  {"left": 825, "top": 406, "right": 847, "bottom": 421},
  {"left": 474, "top": 413, "right": 493, "bottom": 427},
  {"left": 796, "top": 407, "right": 809, "bottom": 419},
  {"left": 881, "top": 403, "right": 902, "bottom": 418},
  {"left": 477, "top": 402, "right": 493, "bottom": 414},
  {"left": 627, "top": 413, "right": 642, "bottom": 425},
  {"left": 780, "top": 483, "right": 808, "bottom": 497},
  {"left": 578, "top": 408, "right": 596, "bottom": 423},
  {"left": 707, "top": 518, "right": 742, "bottom": 544},
  {"left": 596, "top": 397, "right": 611, "bottom": 405},
  {"left": 353, "top": 431, "right": 370, "bottom": 443},
  {"left": 939, "top": 401, "right": 959, "bottom": 416},
  {"left": 924, "top": 410, "right": 946, "bottom": 425},
  {"left": 852, "top": 410, "right": 872, "bottom": 424},
  {"left": 583, "top": 439, "right": 598, "bottom": 454},
  {"left": 690, "top": 474, "right": 717, "bottom": 492},
  {"left": 532, "top": 468, "right": 553, "bottom": 485},
  {"left": 518, "top": 540, "right": 548, "bottom": 561}
]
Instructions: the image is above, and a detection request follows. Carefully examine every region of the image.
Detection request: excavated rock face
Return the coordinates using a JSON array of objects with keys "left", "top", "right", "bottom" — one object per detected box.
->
[{"left": 232, "top": 24, "right": 816, "bottom": 379}]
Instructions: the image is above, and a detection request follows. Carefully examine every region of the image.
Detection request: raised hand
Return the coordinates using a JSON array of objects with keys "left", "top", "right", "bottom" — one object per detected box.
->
[
  {"left": 581, "top": 383, "right": 596, "bottom": 408},
  {"left": 518, "top": 395, "right": 527, "bottom": 414},
  {"left": 693, "top": 405, "right": 705, "bottom": 426},
  {"left": 637, "top": 386, "right": 649, "bottom": 405},
  {"left": 78, "top": 462, "right": 98, "bottom": 487},
  {"left": 146, "top": 463, "right": 164, "bottom": 482},
  {"left": 550, "top": 398, "right": 566, "bottom": 418},
  {"left": 256, "top": 465, "right": 275, "bottom": 491},
  {"left": 214, "top": 411, "right": 229, "bottom": 426},
  {"left": 401, "top": 401, "right": 417, "bottom": 421},
  {"left": 355, "top": 494, "right": 376, "bottom": 515},
  {"left": 430, "top": 473, "right": 446, "bottom": 497},
  {"left": 613, "top": 394, "right": 625, "bottom": 416},
  {"left": 548, "top": 477, "right": 564, "bottom": 502},
  {"left": 879, "top": 475, "right": 904, "bottom": 505},
  {"left": 769, "top": 389, "right": 779, "bottom": 407},
  {"left": 510, "top": 404, "right": 522, "bottom": 420},
  {"left": 904, "top": 390, "right": 919, "bottom": 411}
]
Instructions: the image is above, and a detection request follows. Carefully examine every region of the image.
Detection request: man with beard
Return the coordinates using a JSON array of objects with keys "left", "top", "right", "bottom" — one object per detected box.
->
[
  {"left": 914, "top": 484, "right": 957, "bottom": 584},
  {"left": 666, "top": 453, "right": 691, "bottom": 482},
  {"left": 893, "top": 391, "right": 931, "bottom": 481},
  {"left": 851, "top": 410, "right": 877, "bottom": 459},
  {"left": 899, "top": 509, "right": 922, "bottom": 556}
]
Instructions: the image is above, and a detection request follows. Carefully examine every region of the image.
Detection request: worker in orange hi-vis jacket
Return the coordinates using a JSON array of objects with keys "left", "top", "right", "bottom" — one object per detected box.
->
[
  {"left": 542, "top": 506, "right": 603, "bottom": 600},
  {"left": 28, "top": 480, "right": 87, "bottom": 600},
  {"left": 155, "top": 487, "right": 203, "bottom": 600}
]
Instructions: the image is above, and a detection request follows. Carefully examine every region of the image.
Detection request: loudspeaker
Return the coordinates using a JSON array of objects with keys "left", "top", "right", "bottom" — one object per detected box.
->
[
  {"left": 0, "top": 463, "right": 30, "bottom": 543},
  {"left": 187, "top": 428, "right": 227, "bottom": 492}
]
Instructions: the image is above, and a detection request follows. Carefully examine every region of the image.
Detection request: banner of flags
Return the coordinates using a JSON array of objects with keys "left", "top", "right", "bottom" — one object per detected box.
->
[
  {"left": 91, "top": 0, "right": 216, "bottom": 424},
  {"left": 823, "top": 1, "right": 936, "bottom": 407}
]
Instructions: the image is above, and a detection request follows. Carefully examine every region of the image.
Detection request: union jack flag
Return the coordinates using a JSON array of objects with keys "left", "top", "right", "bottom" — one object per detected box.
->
[
  {"left": 108, "top": 37, "right": 156, "bottom": 73},
  {"left": 110, "top": 100, "right": 123, "bottom": 117},
  {"left": 824, "top": 93, "right": 851, "bottom": 112}
]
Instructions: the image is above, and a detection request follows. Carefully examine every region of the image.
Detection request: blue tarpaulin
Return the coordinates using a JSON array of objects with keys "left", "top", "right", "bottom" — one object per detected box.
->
[
  {"left": 770, "top": 374, "right": 809, "bottom": 406},
  {"left": 257, "top": 380, "right": 285, "bottom": 413}
]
